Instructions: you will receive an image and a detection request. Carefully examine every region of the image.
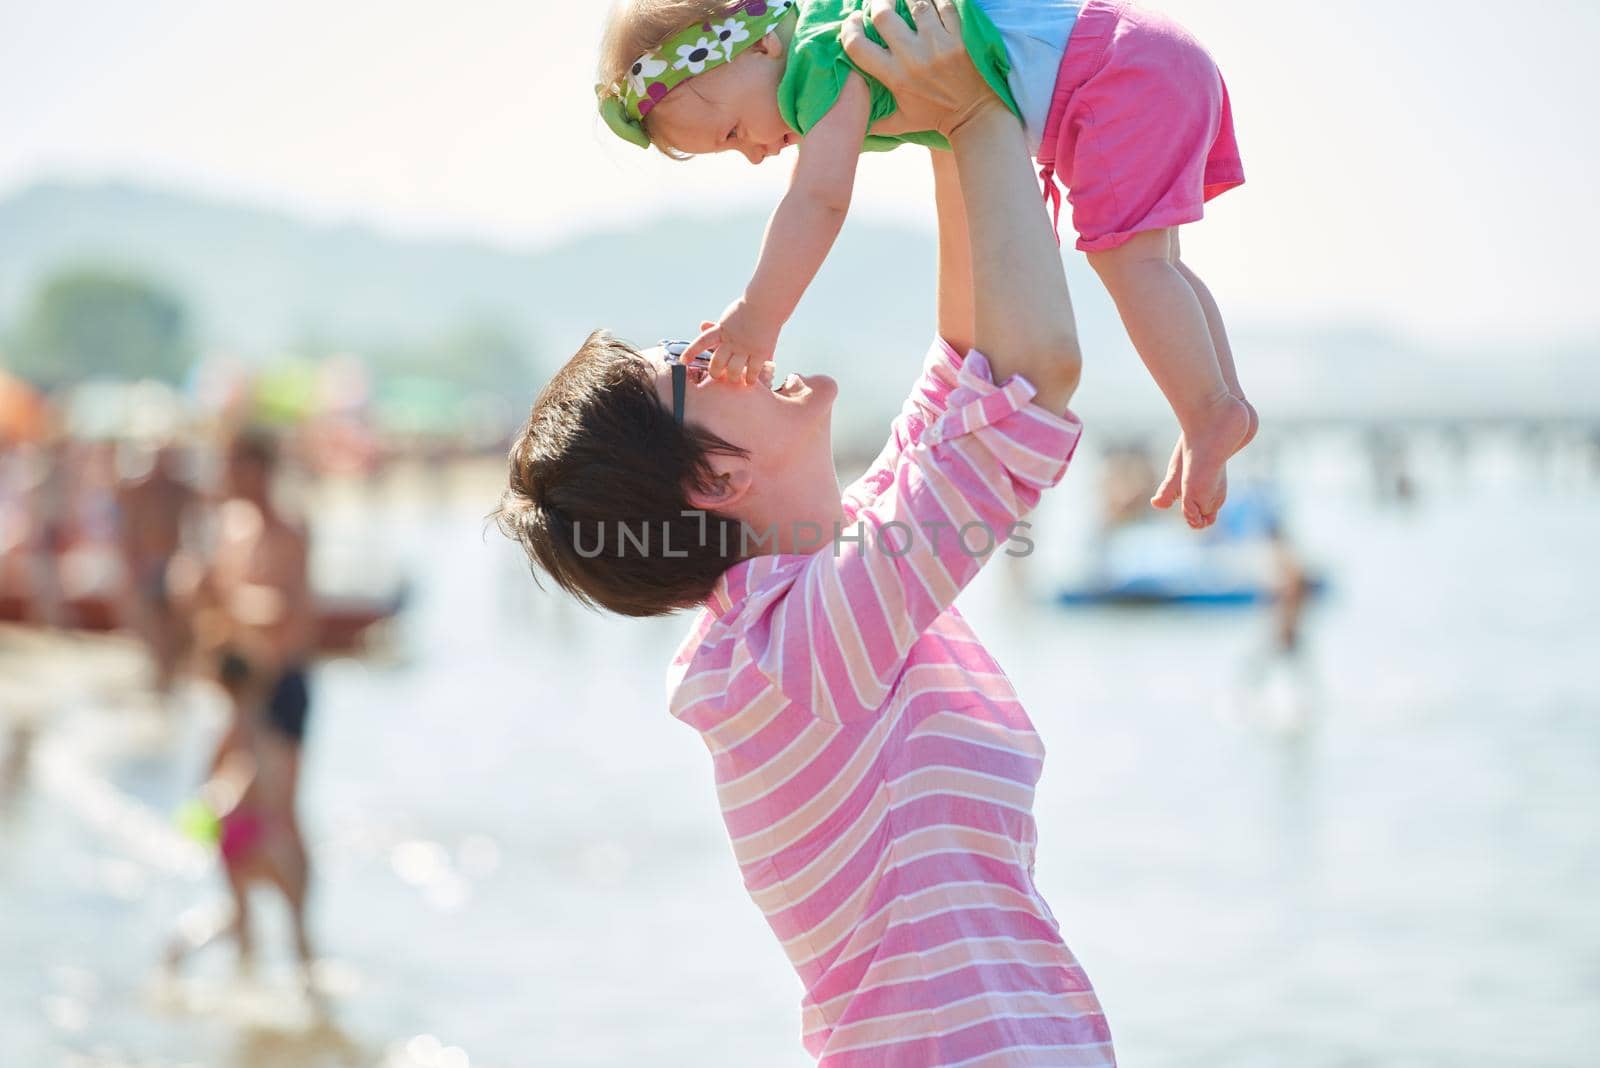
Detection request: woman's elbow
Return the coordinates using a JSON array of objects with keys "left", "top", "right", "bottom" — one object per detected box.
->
[{"left": 1024, "top": 332, "right": 1082, "bottom": 402}]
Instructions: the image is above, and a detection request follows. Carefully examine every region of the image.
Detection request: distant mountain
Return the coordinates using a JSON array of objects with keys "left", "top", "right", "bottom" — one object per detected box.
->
[
  {"left": 0, "top": 180, "right": 1107, "bottom": 435},
  {"left": 1, "top": 180, "right": 1594, "bottom": 431}
]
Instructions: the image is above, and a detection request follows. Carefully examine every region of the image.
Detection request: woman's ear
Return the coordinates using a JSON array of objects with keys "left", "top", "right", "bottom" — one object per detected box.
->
[{"left": 686, "top": 455, "right": 754, "bottom": 512}]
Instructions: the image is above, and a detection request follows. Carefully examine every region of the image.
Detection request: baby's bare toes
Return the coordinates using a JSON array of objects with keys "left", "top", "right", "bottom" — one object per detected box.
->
[{"left": 1151, "top": 441, "right": 1184, "bottom": 510}]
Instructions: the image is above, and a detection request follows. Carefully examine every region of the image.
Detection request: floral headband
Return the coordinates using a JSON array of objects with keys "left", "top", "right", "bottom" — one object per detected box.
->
[{"left": 598, "top": 0, "right": 796, "bottom": 149}]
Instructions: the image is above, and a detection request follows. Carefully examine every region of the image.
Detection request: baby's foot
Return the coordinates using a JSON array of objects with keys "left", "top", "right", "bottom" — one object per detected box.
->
[
  {"left": 1236, "top": 396, "right": 1260, "bottom": 453},
  {"left": 1150, "top": 393, "right": 1254, "bottom": 529}
]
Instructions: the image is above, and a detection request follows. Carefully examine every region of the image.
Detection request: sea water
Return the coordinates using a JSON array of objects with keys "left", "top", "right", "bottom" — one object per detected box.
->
[{"left": 3, "top": 432, "right": 1598, "bottom": 1067}]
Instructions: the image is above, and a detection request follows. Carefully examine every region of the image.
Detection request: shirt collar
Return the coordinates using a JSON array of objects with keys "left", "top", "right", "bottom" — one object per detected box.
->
[
  {"left": 706, "top": 556, "right": 758, "bottom": 620},
  {"left": 705, "top": 553, "right": 808, "bottom": 622}
]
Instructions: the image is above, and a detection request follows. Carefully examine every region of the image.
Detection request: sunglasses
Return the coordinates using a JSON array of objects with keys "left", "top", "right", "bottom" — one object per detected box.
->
[{"left": 648, "top": 339, "right": 712, "bottom": 426}]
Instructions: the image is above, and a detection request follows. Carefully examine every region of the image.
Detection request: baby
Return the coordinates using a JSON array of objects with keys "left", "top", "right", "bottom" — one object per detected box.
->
[{"left": 597, "top": 0, "right": 1255, "bottom": 527}]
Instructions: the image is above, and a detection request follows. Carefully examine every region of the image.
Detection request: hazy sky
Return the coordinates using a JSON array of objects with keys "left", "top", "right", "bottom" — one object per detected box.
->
[{"left": 3, "top": 0, "right": 1598, "bottom": 344}]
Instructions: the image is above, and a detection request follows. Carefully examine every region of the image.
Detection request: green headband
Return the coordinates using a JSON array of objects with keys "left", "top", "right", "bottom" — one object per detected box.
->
[{"left": 598, "top": 0, "right": 796, "bottom": 149}]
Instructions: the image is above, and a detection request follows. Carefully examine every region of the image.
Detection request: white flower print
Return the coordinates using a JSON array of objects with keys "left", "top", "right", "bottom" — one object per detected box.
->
[
  {"left": 673, "top": 36, "right": 720, "bottom": 74},
  {"left": 626, "top": 53, "right": 668, "bottom": 99},
  {"left": 709, "top": 18, "right": 751, "bottom": 57}
]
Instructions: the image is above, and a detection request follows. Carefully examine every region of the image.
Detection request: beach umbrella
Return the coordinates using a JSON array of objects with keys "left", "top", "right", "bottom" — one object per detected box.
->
[{"left": 0, "top": 370, "right": 48, "bottom": 443}]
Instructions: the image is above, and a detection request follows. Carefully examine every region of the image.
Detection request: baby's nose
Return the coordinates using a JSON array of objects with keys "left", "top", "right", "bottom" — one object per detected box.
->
[{"left": 741, "top": 145, "right": 765, "bottom": 166}]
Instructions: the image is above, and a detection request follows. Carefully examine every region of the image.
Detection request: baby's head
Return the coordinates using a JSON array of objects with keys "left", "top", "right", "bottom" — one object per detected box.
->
[{"left": 598, "top": 0, "right": 797, "bottom": 164}]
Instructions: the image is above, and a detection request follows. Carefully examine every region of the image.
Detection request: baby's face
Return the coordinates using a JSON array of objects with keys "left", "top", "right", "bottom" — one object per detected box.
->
[{"left": 648, "top": 34, "right": 797, "bottom": 164}]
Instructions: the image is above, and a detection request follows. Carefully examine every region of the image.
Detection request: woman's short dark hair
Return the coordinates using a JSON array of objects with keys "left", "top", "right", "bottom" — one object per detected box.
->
[{"left": 493, "top": 330, "right": 747, "bottom": 617}]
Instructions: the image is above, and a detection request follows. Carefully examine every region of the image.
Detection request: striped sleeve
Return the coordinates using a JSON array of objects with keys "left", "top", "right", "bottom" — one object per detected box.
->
[{"left": 749, "top": 342, "right": 1083, "bottom": 724}]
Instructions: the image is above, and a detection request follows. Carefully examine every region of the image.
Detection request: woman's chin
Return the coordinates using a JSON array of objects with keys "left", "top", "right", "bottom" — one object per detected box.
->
[
  {"left": 803, "top": 373, "right": 839, "bottom": 403},
  {"left": 803, "top": 374, "right": 838, "bottom": 433}
]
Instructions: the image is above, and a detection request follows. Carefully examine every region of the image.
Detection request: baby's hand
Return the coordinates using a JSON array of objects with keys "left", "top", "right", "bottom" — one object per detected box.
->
[{"left": 688, "top": 298, "right": 782, "bottom": 385}]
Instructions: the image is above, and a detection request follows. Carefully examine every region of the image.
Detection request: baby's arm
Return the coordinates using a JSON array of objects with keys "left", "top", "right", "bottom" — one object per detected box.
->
[{"left": 689, "top": 73, "right": 872, "bottom": 382}]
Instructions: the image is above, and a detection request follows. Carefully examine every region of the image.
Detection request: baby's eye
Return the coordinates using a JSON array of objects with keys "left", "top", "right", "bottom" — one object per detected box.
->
[{"left": 725, "top": 127, "right": 737, "bottom": 144}]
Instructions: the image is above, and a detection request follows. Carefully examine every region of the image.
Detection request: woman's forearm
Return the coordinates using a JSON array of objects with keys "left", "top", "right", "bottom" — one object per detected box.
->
[
  {"left": 930, "top": 148, "right": 975, "bottom": 354},
  {"left": 948, "top": 110, "right": 1081, "bottom": 411}
]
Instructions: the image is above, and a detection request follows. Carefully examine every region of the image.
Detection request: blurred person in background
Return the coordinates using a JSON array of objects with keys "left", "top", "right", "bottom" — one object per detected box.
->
[
  {"left": 164, "top": 641, "right": 317, "bottom": 980},
  {"left": 116, "top": 442, "right": 198, "bottom": 707},
  {"left": 1236, "top": 517, "right": 1317, "bottom": 732},
  {"left": 202, "top": 428, "right": 315, "bottom": 779},
  {"left": 1100, "top": 442, "right": 1160, "bottom": 529},
  {"left": 170, "top": 427, "right": 317, "bottom": 973},
  {"left": 0, "top": 438, "right": 27, "bottom": 605},
  {"left": 20, "top": 434, "right": 75, "bottom": 628},
  {"left": 0, "top": 711, "right": 34, "bottom": 815},
  {"left": 1266, "top": 520, "right": 1311, "bottom": 661}
]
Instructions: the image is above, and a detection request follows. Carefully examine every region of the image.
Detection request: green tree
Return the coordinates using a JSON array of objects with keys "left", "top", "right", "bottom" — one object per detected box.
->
[
  {"left": 361, "top": 320, "right": 537, "bottom": 439},
  {"left": 369, "top": 319, "right": 536, "bottom": 395},
  {"left": 6, "top": 267, "right": 193, "bottom": 388}
]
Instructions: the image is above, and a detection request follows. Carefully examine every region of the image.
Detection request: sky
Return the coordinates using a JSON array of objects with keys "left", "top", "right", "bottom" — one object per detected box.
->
[{"left": 3, "top": 0, "right": 1599, "bottom": 346}]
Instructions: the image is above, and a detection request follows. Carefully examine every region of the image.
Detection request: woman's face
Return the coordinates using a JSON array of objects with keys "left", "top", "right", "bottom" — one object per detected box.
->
[{"left": 648, "top": 352, "right": 838, "bottom": 518}]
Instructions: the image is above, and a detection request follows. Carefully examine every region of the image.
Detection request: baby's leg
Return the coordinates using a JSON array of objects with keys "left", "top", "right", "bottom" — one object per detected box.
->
[
  {"left": 1173, "top": 231, "right": 1255, "bottom": 446},
  {"left": 223, "top": 862, "right": 255, "bottom": 970},
  {"left": 1089, "top": 228, "right": 1251, "bottom": 527},
  {"left": 1149, "top": 232, "right": 1258, "bottom": 512}
]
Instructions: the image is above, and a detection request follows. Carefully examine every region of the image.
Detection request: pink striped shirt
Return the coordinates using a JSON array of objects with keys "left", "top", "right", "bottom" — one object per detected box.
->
[{"left": 667, "top": 340, "right": 1115, "bottom": 1066}]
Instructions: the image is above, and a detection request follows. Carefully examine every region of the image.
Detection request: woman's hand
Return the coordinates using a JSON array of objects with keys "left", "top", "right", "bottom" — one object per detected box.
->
[
  {"left": 850, "top": 0, "right": 1079, "bottom": 412},
  {"left": 841, "top": 0, "right": 1003, "bottom": 139}
]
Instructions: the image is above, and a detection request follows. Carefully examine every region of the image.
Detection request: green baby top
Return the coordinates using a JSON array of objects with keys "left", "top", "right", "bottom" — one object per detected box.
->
[{"left": 776, "top": 0, "right": 1021, "bottom": 152}]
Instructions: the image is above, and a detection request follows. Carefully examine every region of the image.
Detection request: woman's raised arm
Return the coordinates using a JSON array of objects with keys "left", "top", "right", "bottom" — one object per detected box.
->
[
  {"left": 930, "top": 148, "right": 975, "bottom": 355},
  {"left": 844, "top": 0, "right": 1081, "bottom": 412}
]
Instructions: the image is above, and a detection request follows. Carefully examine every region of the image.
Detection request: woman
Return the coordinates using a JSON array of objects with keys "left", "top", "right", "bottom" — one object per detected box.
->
[{"left": 496, "top": 1, "right": 1114, "bottom": 1062}]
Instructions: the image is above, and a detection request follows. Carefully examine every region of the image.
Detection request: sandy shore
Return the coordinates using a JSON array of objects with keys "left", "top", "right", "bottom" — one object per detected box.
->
[{"left": 0, "top": 624, "right": 149, "bottom": 725}]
